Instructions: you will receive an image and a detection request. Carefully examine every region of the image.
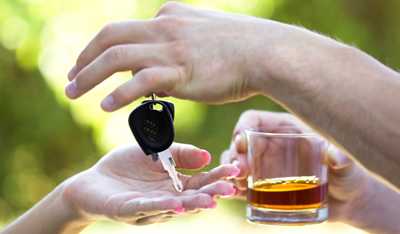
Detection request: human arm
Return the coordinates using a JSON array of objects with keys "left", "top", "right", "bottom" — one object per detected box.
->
[
  {"left": 220, "top": 110, "right": 400, "bottom": 234},
  {"left": 1, "top": 143, "right": 239, "bottom": 234},
  {"left": 65, "top": 2, "right": 400, "bottom": 185}
]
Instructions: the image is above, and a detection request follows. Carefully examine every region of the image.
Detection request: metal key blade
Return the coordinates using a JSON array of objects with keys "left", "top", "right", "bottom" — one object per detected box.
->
[{"left": 158, "top": 149, "right": 183, "bottom": 192}]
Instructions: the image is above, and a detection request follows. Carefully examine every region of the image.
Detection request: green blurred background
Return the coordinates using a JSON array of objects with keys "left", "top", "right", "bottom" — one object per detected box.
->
[{"left": 1, "top": 0, "right": 398, "bottom": 233}]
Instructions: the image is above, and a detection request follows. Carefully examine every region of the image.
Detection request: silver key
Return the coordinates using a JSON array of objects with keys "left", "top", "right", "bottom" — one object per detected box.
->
[{"left": 156, "top": 149, "right": 183, "bottom": 192}]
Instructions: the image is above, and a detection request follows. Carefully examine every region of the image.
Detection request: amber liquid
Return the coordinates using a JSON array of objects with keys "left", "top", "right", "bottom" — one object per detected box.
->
[{"left": 248, "top": 176, "right": 327, "bottom": 210}]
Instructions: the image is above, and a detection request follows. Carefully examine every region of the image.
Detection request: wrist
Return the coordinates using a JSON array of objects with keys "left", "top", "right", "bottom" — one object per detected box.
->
[
  {"left": 52, "top": 180, "right": 92, "bottom": 233},
  {"left": 341, "top": 173, "right": 400, "bottom": 233},
  {"left": 248, "top": 21, "right": 352, "bottom": 99},
  {"left": 1, "top": 178, "right": 91, "bottom": 234},
  {"left": 49, "top": 173, "right": 98, "bottom": 234}
]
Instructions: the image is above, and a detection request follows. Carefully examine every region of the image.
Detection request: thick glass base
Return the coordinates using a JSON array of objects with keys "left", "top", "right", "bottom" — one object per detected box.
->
[{"left": 247, "top": 205, "right": 328, "bottom": 225}]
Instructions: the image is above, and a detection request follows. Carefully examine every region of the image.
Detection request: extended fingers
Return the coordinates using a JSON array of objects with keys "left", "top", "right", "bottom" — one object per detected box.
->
[
  {"left": 196, "top": 181, "right": 236, "bottom": 197},
  {"left": 178, "top": 193, "right": 216, "bottom": 210},
  {"left": 70, "top": 2, "right": 196, "bottom": 79},
  {"left": 220, "top": 150, "right": 248, "bottom": 193},
  {"left": 69, "top": 20, "right": 159, "bottom": 79},
  {"left": 66, "top": 44, "right": 174, "bottom": 100},
  {"left": 220, "top": 146, "right": 248, "bottom": 179},
  {"left": 185, "top": 164, "right": 240, "bottom": 189},
  {"left": 101, "top": 66, "right": 181, "bottom": 111},
  {"left": 169, "top": 143, "right": 211, "bottom": 170}
]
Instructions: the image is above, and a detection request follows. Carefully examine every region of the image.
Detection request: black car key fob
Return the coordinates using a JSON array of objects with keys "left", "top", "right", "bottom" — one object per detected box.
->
[{"left": 128, "top": 100, "right": 175, "bottom": 158}]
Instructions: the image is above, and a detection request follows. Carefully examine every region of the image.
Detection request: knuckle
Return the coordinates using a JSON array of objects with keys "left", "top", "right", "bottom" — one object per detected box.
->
[
  {"left": 104, "top": 45, "right": 125, "bottom": 65},
  {"left": 167, "top": 40, "right": 188, "bottom": 64},
  {"left": 157, "top": 1, "right": 183, "bottom": 16},
  {"left": 112, "top": 87, "right": 132, "bottom": 105},
  {"left": 221, "top": 166, "right": 233, "bottom": 176},
  {"left": 240, "top": 109, "right": 258, "bottom": 119},
  {"left": 136, "top": 70, "right": 158, "bottom": 88},
  {"left": 195, "top": 193, "right": 211, "bottom": 204},
  {"left": 153, "top": 16, "right": 185, "bottom": 38},
  {"left": 76, "top": 53, "right": 89, "bottom": 68},
  {"left": 99, "top": 22, "right": 116, "bottom": 39},
  {"left": 96, "top": 22, "right": 117, "bottom": 46}
]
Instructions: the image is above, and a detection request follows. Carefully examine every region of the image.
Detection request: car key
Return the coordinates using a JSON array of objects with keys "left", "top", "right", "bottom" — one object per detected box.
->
[{"left": 128, "top": 97, "right": 183, "bottom": 192}]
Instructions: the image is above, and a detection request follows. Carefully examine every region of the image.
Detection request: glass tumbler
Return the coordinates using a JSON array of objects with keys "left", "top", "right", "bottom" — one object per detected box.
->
[{"left": 246, "top": 129, "right": 328, "bottom": 225}]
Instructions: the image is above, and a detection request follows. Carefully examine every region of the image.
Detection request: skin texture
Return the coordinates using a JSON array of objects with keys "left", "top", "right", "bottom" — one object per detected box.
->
[
  {"left": 1, "top": 143, "right": 240, "bottom": 234},
  {"left": 220, "top": 110, "right": 400, "bottom": 234},
  {"left": 65, "top": 2, "right": 400, "bottom": 187},
  {"left": 3, "top": 3, "right": 399, "bottom": 234}
]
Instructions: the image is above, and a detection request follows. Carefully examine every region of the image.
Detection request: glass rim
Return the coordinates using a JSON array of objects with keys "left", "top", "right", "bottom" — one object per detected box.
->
[{"left": 245, "top": 129, "right": 320, "bottom": 138}]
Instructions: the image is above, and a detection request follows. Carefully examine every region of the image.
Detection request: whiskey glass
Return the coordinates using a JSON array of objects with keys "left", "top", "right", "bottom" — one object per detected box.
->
[{"left": 246, "top": 129, "right": 328, "bottom": 225}]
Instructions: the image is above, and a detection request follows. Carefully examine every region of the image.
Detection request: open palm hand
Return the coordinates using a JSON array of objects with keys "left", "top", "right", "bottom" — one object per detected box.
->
[{"left": 63, "top": 143, "right": 239, "bottom": 225}]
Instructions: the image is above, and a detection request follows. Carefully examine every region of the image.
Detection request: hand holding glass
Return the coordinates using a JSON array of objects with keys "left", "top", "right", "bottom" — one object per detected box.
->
[{"left": 246, "top": 129, "right": 328, "bottom": 225}]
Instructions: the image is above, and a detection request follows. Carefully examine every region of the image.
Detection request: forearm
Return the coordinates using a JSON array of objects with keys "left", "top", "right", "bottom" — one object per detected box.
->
[
  {"left": 253, "top": 22, "right": 400, "bottom": 186},
  {"left": 1, "top": 183, "right": 91, "bottom": 234},
  {"left": 344, "top": 173, "right": 400, "bottom": 234}
]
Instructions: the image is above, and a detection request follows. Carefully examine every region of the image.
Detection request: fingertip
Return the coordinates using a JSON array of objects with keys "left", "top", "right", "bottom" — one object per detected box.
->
[
  {"left": 200, "top": 150, "right": 211, "bottom": 165},
  {"left": 234, "top": 134, "right": 241, "bottom": 145},
  {"left": 65, "top": 80, "right": 79, "bottom": 99},
  {"left": 234, "top": 133, "right": 247, "bottom": 154},
  {"left": 101, "top": 95, "right": 116, "bottom": 112},
  {"left": 326, "top": 145, "right": 353, "bottom": 169},
  {"left": 231, "top": 159, "right": 248, "bottom": 179}
]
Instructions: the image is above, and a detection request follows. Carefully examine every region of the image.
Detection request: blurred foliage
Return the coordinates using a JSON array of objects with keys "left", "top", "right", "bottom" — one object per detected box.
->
[
  {"left": 0, "top": 0, "right": 398, "bottom": 230},
  {"left": 0, "top": 45, "right": 100, "bottom": 220}
]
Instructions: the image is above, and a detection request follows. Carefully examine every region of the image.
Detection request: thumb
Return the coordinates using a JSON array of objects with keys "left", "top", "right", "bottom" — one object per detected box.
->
[
  {"left": 169, "top": 143, "right": 211, "bottom": 170},
  {"left": 234, "top": 132, "right": 247, "bottom": 154},
  {"left": 326, "top": 145, "right": 353, "bottom": 174},
  {"left": 326, "top": 145, "right": 367, "bottom": 201}
]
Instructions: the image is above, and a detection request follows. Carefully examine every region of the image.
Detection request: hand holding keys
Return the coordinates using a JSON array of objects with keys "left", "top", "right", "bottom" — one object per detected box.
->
[{"left": 129, "top": 95, "right": 183, "bottom": 192}]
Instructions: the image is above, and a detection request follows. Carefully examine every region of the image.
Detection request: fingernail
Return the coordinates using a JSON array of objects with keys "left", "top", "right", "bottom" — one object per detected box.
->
[
  {"left": 65, "top": 80, "right": 78, "bottom": 98},
  {"left": 235, "top": 133, "right": 247, "bottom": 154},
  {"left": 68, "top": 65, "right": 78, "bottom": 80},
  {"left": 174, "top": 207, "right": 185, "bottom": 213},
  {"left": 201, "top": 150, "right": 211, "bottom": 165},
  {"left": 327, "top": 146, "right": 352, "bottom": 169},
  {"left": 234, "top": 134, "right": 241, "bottom": 145},
  {"left": 101, "top": 95, "right": 115, "bottom": 111}
]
